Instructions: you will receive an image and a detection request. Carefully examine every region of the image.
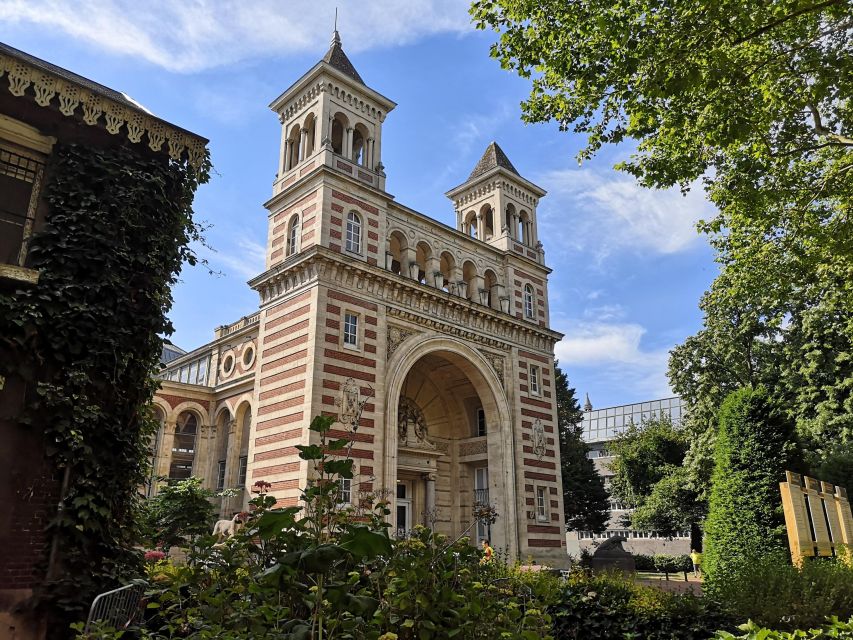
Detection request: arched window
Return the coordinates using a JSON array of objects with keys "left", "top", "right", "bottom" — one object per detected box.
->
[
  {"left": 352, "top": 124, "right": 369, "bottom": 165},
  {"left": 332, "top": 113, "right": 349, "bottom": 155},
  {"left": 237, "top": 408, "right": 252, "bottom": 489},
  {"left": 286, "top": 214, "right": 300, "bottom": 256},
  {"left": 518, "top": 211, "right": 530, "bottom": 246},
  {"left": 481, "top": 204, "right": 494, "bottom": 240},
  {"left": 484, "top": 269, "right": 498, "bottom": 308},
  {"left": 524, "top": 285, "right": 535, "bottom": 319},
  {"left": 302, "top": 113, "right": 316, "bottom": 158},
  {"left": 462, "top": 260, "right": 478, "bottom": 301},
  {"left": 465, "top": 211, "right": 477, "bottom": 239},
  {"left": 215, "top": 410, "right": 232, "bottom": 491},
  {"left": 287, "top": 124, "right": 301, "bottom": 171},
  {"left": 345, "top": 211, "right": 362, "bottom": 253},
  {"left": 439, "top": 251, "right": 455, "bottom": 293},
  {"left": 505, "top": 203, "right": 516, "bottom": 238},
  {"left": 388, "top": 231, "right": 406, "bottom": 274},
  {"left": 170, "top": 411, "right": 198, "bottom": 480},
  {"left": 415, "top": 241, "right": 432, "bottom": 284}
]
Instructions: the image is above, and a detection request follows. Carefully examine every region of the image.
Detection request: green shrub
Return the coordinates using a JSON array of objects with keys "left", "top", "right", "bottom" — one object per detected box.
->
[
  {"left": 77, "top": 415, "right": 556, "bottom": 639},
  {"left": 551, "top": 570, "right": 735, "bottom": 639},
  {"left": 634, "top": 553, "right": 656, "bottom": 571},
  {"left": 714, "top": 616, "right": 853, "bottom": 639},
  {"left": 712, "top": 551, "right": 853, "bottom": 630},
  {"left": 653, "top": 554, "right": 692, "bottom": 576},
  {"left": 703, "top": 386, "right": 800, "bottom": 593}
]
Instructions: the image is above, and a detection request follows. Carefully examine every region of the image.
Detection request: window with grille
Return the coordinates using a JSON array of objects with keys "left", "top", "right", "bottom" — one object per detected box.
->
[
  {"left": 343, "top": 313, "right": 358, "bottom": 347},
  {"left": 286, "top": 214, "right": 299, "bottom": 256},
  {"left": 476, "top": 408, "right": 486, "bottom": 437},
  {"left": 238, "top": 455, "right": 248, "bottom": 487},
  {"left": 345, "top": 212, "right": 361, "bottom": 253},
  {"left": 536, "top": 486, "right": 547, "bottom": 521},
  {"left": 1, "top": 145, "right": 45, "bottom": 268},
  {"left": 338, "top": 478, "right": 352, "bottom": 505},
  {"left": 523, "top": 285, "right": 535, "bottom": 319},
  {"left": 530, "top": 365, "right": 540, "bottom": 395}
]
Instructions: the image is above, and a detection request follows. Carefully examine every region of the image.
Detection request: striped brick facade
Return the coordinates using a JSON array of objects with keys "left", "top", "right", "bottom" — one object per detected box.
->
[{"left": 154, "top": 38, "right": 568, "bottom": 566}]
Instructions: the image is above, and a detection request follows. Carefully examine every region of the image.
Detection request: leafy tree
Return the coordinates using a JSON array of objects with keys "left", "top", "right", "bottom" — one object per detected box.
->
[
  {"left": 608, "top": 415, "right": 688, "bottom": 507},
  {"left": 703, "top": 386, "right": 801, "bottom": 591},
  {"left": 555, "top": 364, "right": 609, "bottom": 532},
  {"left": 472, "top": 0, "right": 853, "bottom": 445},
  {"left": 608, "top": 415, "right": 709, "bottom": 548},
  {"left": 140, "top": 476, "right": 217, "bottom": 550}
]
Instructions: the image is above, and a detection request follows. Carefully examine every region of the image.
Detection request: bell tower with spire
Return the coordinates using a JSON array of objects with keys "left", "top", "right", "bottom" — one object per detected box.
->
[
  {"left": 269, "top": 29, "right": 396, "bottom": 198},
  {"left": 445, "top": 141, "right": 546, "bottom": 264}
]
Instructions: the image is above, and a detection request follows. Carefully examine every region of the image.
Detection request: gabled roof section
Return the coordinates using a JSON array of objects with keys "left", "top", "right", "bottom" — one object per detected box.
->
[
  {"left": 468, "top": 141, "right": 520, "bottom": 181},
  {"left": 322, "top": 31, "right": 364, "bottom": 85}
]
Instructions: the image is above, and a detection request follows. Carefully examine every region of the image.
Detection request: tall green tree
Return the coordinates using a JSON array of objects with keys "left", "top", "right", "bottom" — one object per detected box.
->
[
  {"left": 471, "top": 0, "right": 853, "bottom": 444},
  {"left": 608, "top": 415, "right": 708, "bottom": 548},
  {"left": 703, "top": 387, "right": 800, "bottom": 591},
  {"left": 555, "top": 364, "right": 609, "bottom": 532}
]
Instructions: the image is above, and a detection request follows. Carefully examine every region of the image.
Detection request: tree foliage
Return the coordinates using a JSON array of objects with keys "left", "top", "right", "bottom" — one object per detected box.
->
[
  {"left": 554, "top": 364, "right": 609, "bottom": 533},
  {"left": 471, "top": 0, "right": 853, "bottom": 444},
  {"left": 0, "top": 143, "right": 209, "bottom": 627},
  {"left": 703, "top": 387, "right": 801, "bottom": 592},
  {"left": 608, "top": 415, "right": 688, "bottom": 507},
  {"left": 139, "top": 477, "right": 218, "bottom": 550}
]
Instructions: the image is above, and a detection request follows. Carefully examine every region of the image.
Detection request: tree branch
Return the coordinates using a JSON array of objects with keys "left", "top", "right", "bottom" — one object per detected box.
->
[
  {"left": 731, "top": 0, "right": 843, "bottom": 45},
  {"left": 807, "top": 102, "right": 853, "bottom": 146}
]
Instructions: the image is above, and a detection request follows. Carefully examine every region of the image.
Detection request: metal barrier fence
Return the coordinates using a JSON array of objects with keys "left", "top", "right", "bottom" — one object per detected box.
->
[{"left": 84, "top": 580, "right": 147, "bottom": 632}]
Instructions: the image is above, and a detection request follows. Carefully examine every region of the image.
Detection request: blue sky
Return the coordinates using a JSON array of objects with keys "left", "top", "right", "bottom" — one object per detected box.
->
[{"left": 2, "top": 1, "right": 718, "bottom": 408}]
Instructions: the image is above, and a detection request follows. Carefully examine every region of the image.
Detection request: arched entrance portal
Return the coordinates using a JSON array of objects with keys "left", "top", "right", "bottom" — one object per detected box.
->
[{"left": 384, "top": 335, "right": 518, "bottom": 559}]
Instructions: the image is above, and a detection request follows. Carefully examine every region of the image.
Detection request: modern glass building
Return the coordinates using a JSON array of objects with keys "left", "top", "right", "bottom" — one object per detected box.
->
[{"left": 581, "top": 396, "right": 685, "bottom": 445}]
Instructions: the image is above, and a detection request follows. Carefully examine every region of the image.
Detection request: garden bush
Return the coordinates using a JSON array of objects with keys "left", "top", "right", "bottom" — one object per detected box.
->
[
  {"left": 703, "top": 386, "right": 800, "bottom": 593},
  {"left": 551, "top": 570, "right": 735, "bottom": 639},
  {"left": 75, "top": 415, "right": 557, "bottom": 639},
  {"left": 714, "top": 617, "right": 853, "bottom": 639},
  {"left": 711, "top": 551, "right": 853, "bottom": 630},
  {"left": 634, "top": 553, "right": 656, "bottom": 571}
]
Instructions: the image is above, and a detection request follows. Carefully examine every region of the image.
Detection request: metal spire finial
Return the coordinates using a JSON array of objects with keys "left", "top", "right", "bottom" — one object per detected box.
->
[{"left": 331, "top": 8, "right": 341, "bottom": 46}]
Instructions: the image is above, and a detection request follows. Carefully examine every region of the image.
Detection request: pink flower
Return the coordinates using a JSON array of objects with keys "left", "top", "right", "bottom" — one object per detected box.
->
[{"left": 144, "top": 550, "right": 166, "bottom": 562}]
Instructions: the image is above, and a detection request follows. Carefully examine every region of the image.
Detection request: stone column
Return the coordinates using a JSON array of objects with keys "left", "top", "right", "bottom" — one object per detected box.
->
[
  {"left": 477, "top": 212, "right": 485, "bottom": 241},
  {"left": 424, "top": 473, "right": 436, "bottom": 528},
  {"left": 283, "top": 140, "right": 292, "bottom": 172},
  {"left": 157, "top": 421, "right": 177, "bottom": 479},
  {"left": 366, "top": 137, "right": 374, "bottom": 168},
  {"left": 277, "top": 115, "right": 287, "bottom": 177},
  {"left": 298, "top": 128, "right": 308, "bottom": 162},
  {"left": 345, "top": 127, "right": 353, "bottom": 160}
]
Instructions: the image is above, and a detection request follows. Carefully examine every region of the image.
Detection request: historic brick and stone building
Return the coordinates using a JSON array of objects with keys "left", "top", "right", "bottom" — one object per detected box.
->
[{"left": 154, "top": 31, "right": 568, "bottom": 565}]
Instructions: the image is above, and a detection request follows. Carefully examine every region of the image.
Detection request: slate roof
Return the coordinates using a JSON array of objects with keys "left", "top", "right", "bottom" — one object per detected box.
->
[
  {"left": 468, "top": 141, "right": 520, "bottom": 181},
  {"left": 322, "top": 31, "right": 364, "bottom": 85}
]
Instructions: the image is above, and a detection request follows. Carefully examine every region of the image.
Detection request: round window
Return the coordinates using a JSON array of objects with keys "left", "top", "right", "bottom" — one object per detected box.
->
[
  {"left": 221, "top": 353, "right": 235, "bottom": 377},
  {"left": 242, "top": 344, "right": 256, "bottom": 368}
]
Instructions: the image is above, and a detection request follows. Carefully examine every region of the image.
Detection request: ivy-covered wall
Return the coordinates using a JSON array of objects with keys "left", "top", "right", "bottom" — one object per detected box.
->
[{"left": 0, "top": 142, "right": 209, "bottom": 632}]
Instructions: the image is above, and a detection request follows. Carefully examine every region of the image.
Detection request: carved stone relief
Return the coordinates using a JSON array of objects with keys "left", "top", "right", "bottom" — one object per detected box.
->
[{"left": 387, "top": 324, "right": 419, "bottom": 359}]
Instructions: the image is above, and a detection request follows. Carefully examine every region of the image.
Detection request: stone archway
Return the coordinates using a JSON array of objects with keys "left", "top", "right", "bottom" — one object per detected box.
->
[{"left": 383, "top": 334, "right": 519, "bottom": 559}]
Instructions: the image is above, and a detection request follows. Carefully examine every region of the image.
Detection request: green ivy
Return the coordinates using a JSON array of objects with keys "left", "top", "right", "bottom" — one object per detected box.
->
[{"left": 0, "top": 142, "right": 209, "bottom": 628}]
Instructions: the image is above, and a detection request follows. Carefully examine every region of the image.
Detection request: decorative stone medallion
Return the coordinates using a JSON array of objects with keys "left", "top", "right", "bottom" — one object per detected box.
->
[{"left": 387, "top": 324, "right": 418, "bottom": 358}]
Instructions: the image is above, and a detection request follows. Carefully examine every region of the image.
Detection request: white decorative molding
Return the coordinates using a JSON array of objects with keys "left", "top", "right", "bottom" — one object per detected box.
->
[{"left": 0, "top": 53, "right": 207, "bottom": 170}]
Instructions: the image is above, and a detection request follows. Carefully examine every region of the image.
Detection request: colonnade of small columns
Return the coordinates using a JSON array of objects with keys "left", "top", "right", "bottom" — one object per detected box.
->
[
  {"left": 385, "top": 243, "right": 511, "bottom": 314},
  {"left": 460, "top": 204, "right": 536, "bottom": 247}
]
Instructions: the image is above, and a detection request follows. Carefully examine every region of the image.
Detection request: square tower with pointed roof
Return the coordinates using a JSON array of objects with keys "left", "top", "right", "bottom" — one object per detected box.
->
[{"left": 154, "top": 32, "right": 568, "bottom": 567}]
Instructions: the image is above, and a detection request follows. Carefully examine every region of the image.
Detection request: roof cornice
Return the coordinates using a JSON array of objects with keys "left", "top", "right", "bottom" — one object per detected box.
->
[{"left": 0, "top": 43, "right": 208, "bottom": 170}]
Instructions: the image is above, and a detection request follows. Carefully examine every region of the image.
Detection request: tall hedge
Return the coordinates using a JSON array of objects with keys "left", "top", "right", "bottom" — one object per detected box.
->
[{"left": 703, "top": 386, "right": 800, "bottom": 592}]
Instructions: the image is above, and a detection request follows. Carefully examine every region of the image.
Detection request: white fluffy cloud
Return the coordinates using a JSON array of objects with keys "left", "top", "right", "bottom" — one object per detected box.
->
[
  {"left": 538, "top": 167, "right": 715, "bottom": 261},
  {"left": 554, "top": 320, "right": 673, "bottom": 400},
  {"left": 0, "top": 0, "right": 471, "bottom": 72}
]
